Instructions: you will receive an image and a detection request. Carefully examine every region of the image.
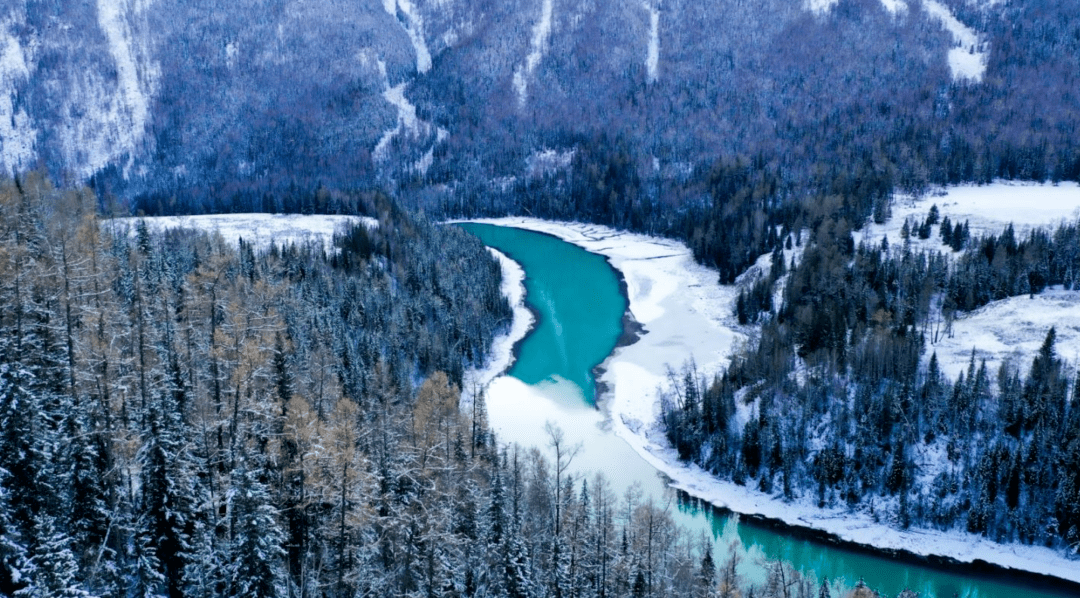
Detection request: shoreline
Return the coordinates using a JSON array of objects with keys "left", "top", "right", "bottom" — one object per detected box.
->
[{"left": 463, "top": 216, "right": 1080, "bottom": 590}]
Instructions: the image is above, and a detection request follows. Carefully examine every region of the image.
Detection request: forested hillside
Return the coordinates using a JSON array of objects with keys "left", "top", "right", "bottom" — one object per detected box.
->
[
  {"left": 2, "top": 0, "right": 1080, "bottom": 592},
  {"left": 0, "top": 173, "right": 861, "bottom": 598},
  {"left": 663, "top": 205, "right": 1080, "bottom": 553}
]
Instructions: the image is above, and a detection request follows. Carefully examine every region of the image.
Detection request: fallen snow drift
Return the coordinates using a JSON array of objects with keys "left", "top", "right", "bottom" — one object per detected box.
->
[{"left": 115, "top": 213, "right": 376, "bottom": 252}]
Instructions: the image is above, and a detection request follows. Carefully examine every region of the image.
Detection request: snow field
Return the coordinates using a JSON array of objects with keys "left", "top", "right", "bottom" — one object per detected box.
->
[
  {"left": 856, "top": 181, "right": 1080, "bottom": 378},
  {"left": 115, "top": 213, "right": 377, "bottom": 253}
]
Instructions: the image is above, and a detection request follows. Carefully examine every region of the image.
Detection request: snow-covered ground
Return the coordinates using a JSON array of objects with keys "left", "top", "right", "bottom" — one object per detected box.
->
[
  {"left": 113, "top": 213, "right": 376, "bottom": 253},
  {"left": 929, "top": 288, "right": 1080, "bottom": 380},
  {"left": 513, "top": 0, "right": 554, "bottom": 105},
  {"left": 855, "top": 181, "right": 1080, "bottom": 252},
  {"left": 465, "top": 215, "right": 1080, "bottom": 587},
  {"left": 855, "top": 182, "right": 1080, "bottom": 378}
]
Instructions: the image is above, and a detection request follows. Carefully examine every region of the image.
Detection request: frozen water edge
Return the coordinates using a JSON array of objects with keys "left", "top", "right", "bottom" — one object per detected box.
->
[
  {"left": 460, "top": 247, "right": 534, "bottom": 406},
  {"left": 464, "top": 216, "right": 1080, "bottom": 587}
]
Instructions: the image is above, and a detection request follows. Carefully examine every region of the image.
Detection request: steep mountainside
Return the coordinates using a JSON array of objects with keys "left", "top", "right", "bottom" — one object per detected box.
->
[{"left": 1, "top": 0, "right": 1078, "bottom": 211}]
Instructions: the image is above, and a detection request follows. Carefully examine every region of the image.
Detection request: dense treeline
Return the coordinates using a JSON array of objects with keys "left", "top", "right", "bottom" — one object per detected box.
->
[
  {"left": 664, "top": 207, "right": 1080, "bottom": 553},
  {"left": 0, "top": 172, "right": 880, "bottom": 598}
]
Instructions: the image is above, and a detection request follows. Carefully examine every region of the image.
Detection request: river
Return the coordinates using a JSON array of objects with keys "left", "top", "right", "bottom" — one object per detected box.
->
[{"left": 457, "top": 222, "right": 1078, "bottom": 598}]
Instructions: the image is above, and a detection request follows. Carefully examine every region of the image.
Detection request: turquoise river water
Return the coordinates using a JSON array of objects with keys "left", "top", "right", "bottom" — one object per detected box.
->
[{"left": 458, "top": 222, "right": 1078, "bottom": 598}]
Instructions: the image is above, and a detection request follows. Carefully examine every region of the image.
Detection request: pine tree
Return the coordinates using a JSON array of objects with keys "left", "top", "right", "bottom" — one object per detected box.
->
[
  {"left": 503, "top": 514, "right": 533, "bottom": 598},
  {"left": 17, "top": 516, "right": 89, "bottom": 598},
  {"left": 0, "top": 467, "right": 27, "bottom": 596},
  {"left": 229, "top": 462, "right": 287, "bottom": 598},
  {"left": 697, "top": 540, "right": 716, "bottom": 598}
]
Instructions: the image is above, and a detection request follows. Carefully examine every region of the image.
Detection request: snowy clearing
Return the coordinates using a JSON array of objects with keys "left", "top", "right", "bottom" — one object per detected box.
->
[
  {"left": 857, "top": 181, "right": 1080, "bottom": 378},
  {"left": 855, "top": 181, "right": 1080, "bottom": 251},
  {"left": 465, "top": 216, "right": 1080, "bottom": 586},
  {"left": 114, "top": 213, "right": 376, "bottom": 252},
  {"left": 928, "top": 288, "right": 1080, "bottom": 380}
]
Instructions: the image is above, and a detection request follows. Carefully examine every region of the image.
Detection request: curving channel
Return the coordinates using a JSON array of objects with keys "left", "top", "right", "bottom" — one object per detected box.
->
[{"left": 458, "top": 222, "right": 1078, "bottom": 598}]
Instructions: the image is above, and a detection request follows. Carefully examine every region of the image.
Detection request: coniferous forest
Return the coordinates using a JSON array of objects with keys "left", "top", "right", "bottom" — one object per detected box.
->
[
  {"left": 663, "top": 204, "right": 1080, "bottom": 553},
  {"left": 3, "top": 0, "right": 1080, "bottom": 595},
  {"left": 0, "top": 173, "right": 843, "bottom": 598}
]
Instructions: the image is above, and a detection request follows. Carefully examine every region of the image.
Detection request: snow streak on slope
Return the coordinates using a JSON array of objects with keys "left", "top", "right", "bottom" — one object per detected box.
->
[
  {"left": 0, "top": 26, "right": 35, "bottom": 173},
  {"left": 513, "top": 0, "right": 554, "bottom": 106},
  {"left": 95, "top": 0, "right": 157, "bottom": 174},
  {"left": 921, "top": 0, "right": 986, "bottom": 81},
  {"left": 382, "top": 0, "right": 432, "bottom": 74},
  {"left": 374, "top": 81, "right": 448, "bottom": 175},
  {"left": 644, "top": 1, "right": 659, "bottom": 83},
  {"left": 806, "top": 0, "right": 840, "bottom": 14},
  {"left": 878, "top": 0, "right": 908, "bottom": 14},
  {"left": 375, "top": 82, "right": 422, "bottom": 160}
]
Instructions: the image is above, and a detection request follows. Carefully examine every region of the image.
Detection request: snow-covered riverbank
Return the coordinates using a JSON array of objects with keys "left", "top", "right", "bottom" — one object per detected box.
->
[
  {"left": 460, "top": 247, "right": 534, "bottom": 403},
  {"left": 465, "top": 216, "right": 1080, "bottom": 588}
]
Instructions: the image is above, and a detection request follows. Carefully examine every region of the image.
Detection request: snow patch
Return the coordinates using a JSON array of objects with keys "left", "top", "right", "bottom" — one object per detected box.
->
[
  {"left": 526, "top": 148, "right": 575, "bottom": 178},
  {"left": 806, "top": 0, "right": 840, "bottom": 15},
  {"left": 929, "top": 288, "right": 1080, "bottom": 381},
  {"left": 878, "top": 0, "right": 908, "bottom": 14},
  {"left": 644, "top": 1, "right": 659, "bottom": 83},
  {"left": 0, "top": 27, "right": 35, "bottom": 173},
  {"left": 921, "top": 0, "right": 987, "bottom": 81},
  {"left": 855, "top": 181, "right": 1080, "bottom": 251},
  {"left": 513, "top": 0, "right": 554, "bottom": 106},
  {"left": 115, "top": 214, "right": 377, "bottom": 253},
  {"left": 382, "top": 0, "right": 432, "bottom": 74}
]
